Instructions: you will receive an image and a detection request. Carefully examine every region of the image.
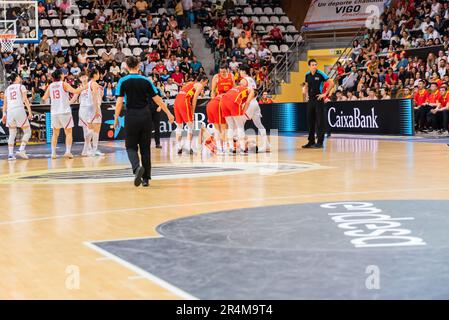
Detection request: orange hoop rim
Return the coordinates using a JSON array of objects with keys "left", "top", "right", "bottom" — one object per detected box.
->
[{"left": 0, "top": 34, "right": 16, "bottom": 40}]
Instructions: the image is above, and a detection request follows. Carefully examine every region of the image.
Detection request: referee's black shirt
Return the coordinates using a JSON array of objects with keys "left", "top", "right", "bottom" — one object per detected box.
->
[
  {"left": 305, "top": 70, "right": 329, "bottom": 101},
  {"left": 116, "top": 74, "right": 159, "bottom": 109}
]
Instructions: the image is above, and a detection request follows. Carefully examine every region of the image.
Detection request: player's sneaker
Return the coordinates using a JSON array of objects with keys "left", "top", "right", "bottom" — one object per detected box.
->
[
  {"left": 91, "top": 150, "right": 105, "bottom": 157},
  {"left": 177, "top": 148, "right": 183, "bottom": 155},
  {"left": 8, "top": 154, "right": 16, "bottom": 161},
  {"left": 189, "top": 149, "right": 194, "bottom": 155},
  {"left": 64, "top": 152, "right": 74, "bottom": 159},
  {"left": 16, "top": 151, "right": 29, "bottom": 159},
  {"left": 51, "top": 153, "right": 57, "bottom": 159}
]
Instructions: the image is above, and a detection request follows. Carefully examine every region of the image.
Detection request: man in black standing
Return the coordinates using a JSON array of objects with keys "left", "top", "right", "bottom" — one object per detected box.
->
[
  {"left": 302, "top": 59, "right": 333, "bottom": 149},
  {"left": 150, "top": 93, "right": 162, "bottom": 149},
  {"left": 114, "top": 56, "right": 174, "bottom": 187}
]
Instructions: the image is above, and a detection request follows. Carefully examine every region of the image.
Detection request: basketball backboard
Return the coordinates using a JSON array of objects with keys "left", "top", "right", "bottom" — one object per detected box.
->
[{"left": 0, "top": 0, "right": 39, "bottom": 44}]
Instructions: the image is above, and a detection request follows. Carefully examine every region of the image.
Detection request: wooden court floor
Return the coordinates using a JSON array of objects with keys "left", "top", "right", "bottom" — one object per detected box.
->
[{"left": 0, "top": 134, "right": 449, "bottom": 299}]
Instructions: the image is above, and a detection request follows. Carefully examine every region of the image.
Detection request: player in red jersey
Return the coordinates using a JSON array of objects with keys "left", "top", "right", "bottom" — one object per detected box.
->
[
  {"left": 221, "top": 80, "right": 255, "bottom": 154},
  {"left": 208, "top": 64, "right": 235, "bottom": 153},
  {"left": 174, "top": 75, "right": 209, "bottom": 155}
]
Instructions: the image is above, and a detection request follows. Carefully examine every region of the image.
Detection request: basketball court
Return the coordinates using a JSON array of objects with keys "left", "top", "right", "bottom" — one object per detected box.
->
[{"left": 1, "top": 134, "right": 449, "bottom": 299}]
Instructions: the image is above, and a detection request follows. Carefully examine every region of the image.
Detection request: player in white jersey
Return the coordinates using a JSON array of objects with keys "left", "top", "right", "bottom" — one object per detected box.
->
[
  {"left": 239, "top": 66, "right": 270, "bottom": 152},
  {"left": 72, "top": 69, "right": 103, "bottom": 157},
  {"left": 42, "top": 69, "right": 85, "bottom": 159},
  {"left": 1, "top": 73, "right": 33, "bottom": 161}
]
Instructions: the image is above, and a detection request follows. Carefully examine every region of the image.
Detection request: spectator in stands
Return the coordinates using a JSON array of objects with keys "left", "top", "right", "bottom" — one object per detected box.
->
[
  {"left": 267, "top": 24, "right": 283, "bottom": 46},
  {"left": 259, "top": 91, "right": 273, "bottom": 104},
  {"left": 165, "top": 77, "right": 179, "bottom": 98}
]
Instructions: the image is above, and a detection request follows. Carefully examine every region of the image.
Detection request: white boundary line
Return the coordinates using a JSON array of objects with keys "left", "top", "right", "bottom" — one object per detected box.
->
[
  {"left": 2, "top": 187, "right": 449, "bottom": 226},
  {"left": 84, "top": 241, "right": 198, "bottom": 300}
]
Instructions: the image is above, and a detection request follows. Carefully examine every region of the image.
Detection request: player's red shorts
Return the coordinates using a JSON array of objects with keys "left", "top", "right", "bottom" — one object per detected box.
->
[
  {"left": 174, "top": 94, "right": 193, "bottom": 124},
  {"left": 221, "top": 95, "right": 245, "bottom": 118},
  {"left": 206, "top": 96, "right": 224, "bottom": 125}
]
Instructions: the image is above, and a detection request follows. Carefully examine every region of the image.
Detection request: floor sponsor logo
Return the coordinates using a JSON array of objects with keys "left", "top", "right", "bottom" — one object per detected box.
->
[
  {"left": 0, "top": 161, "right": 326, "bottom": 184},
  {"left": 321, "top": 202, "right": 426, "bottom": 248}
]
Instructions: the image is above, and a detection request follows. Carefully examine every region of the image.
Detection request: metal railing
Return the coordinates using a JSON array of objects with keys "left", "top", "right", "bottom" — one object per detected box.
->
[{"left": 257, "top": 34, "right": 306, "bottom": 98}]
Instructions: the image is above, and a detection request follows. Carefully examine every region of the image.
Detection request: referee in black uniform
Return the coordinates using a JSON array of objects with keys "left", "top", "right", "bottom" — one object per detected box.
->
[
  {"left": 302, "top": 59, "right": 333, "bottom": 149},
  {"left": 114, "top": 56, "right": 174, "bottom": 187}
]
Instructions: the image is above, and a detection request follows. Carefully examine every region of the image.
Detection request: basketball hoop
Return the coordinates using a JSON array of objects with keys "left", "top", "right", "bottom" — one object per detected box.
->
[{"left": 0, "top": 34, "right": 16, "bottom": 53}]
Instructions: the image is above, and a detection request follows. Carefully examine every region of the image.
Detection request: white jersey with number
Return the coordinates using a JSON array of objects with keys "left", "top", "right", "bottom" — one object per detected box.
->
[
  {"left": 79, "top": 81, "right": 93, "bottom": 108},
  {"left": 5, "top": 84, "right": 26, "bottom": 111},
  {"left": 49, "top": 81, "right": 71, "bottom": 114}
]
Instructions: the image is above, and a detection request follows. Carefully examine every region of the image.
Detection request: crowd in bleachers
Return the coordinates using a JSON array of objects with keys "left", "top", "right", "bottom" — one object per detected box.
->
[
  {"left": 0, "top": 0, "right": 298, "bottom": 105},
  {"left": 2, "top": 0, "right": 210, "bottom": 104},
  {"left": 199, "top": 0, "right": 300, "bottom": 90},
  {"left": 327, "top": 0, "right": 449, "bottom": 133}
]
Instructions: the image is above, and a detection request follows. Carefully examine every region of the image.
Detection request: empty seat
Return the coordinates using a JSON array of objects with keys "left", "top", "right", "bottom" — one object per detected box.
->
[
  {"left": 270, "top": 16, "right": 280, "bottom": 24},
  {"left": 111, "top": 48, "right": 118, "bottom": 55},
  {"left": 238, "top": 0, "right": 247, "bottom": 5},
  {"left": 51, "top": 19, "right": 62, "bottom": 27},
  {"left": 42, "top": 29, "right": 53, "bottom": 37},
  {"left": 264, "top": 7, "right": 273, "bottom": 15},
  {"left": 243, "top": 7, "right": 253, "bottom": 15},
  {"left": 287, "top": 25, "right": 297, "bottom": 32},
  {"left": 269, "top": 45, "right": 279, "bottom": 53},
  {"left": 83, "top": 38, "right": 93, "bottom": 46},
  {"left": 60, "top": 38, "right": 70, "bottom": 47},
  {"left": 241, "top": 16, "right": 248, "bottom": 23},
  {"left": 69, "top": 38, "right": 78, "bottom": 47},
  {"left": 274, "top": 7, "right": 284, "bottom": 15},
  {"left": 122, "top": 47, "right": 132, "bottom": 56},
  {"left": 158, "top": 8, "right": 167, "bottom": 15},
  {"left": 280, "top": 16, "right": 290, "bottom": 24},
  {"left": 254, "top": 7, "right": 263, "bottom": 15},
  {"left": 128, "top": 37, "right": 139, "bottom": 46},
  {"left": 280, "top": 44, "right": 289, "bottom": 53},
  {"left": 133, "top": 47, "right": 143, "bottom": 56},
  {"left": 66, "top": 28, "right": 77, "bottom": 38},
  {"left": 285, "top": 34, "right": 294, "bottom": 42},
  {"left": 259, "top": 16, "right": 270, "bottom": 24},
  {"left": 54, "top": 29, "right": 66, "bottom": 37},
  {"left": 97, "top": 48, "right": 106, "bottom": 56},
  {"left": 139, "top": 37, "right": 149, "bottom": 45},
  {"left": 93, "top": 38, "right": 104, "bottom": 46},
  {"left": 266, "top": 25, "right": 274, "bottom": 33},
  {"left": 251, "top": 16, "right": 259, "bottom": 23},
  {"left": 278, "top": 25, "right": 286, "bottom": 32},
  {"left": 48, "top": 10, "right": 57, "bottom": 17},
  {"left": 39, "top": 19, "right": 50, "bottom": 28},
  {"left": 255, "top": 25, "right": 265, "bottom": 32}
]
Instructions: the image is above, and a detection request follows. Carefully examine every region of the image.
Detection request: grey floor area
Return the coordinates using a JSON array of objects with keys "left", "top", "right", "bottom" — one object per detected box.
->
[{"left": 94, "top": 200, "right": 449, "bottom": 299}]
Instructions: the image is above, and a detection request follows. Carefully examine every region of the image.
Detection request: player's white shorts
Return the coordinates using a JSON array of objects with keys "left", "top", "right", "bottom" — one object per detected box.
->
[
  {"left": 51, "top": 112, "right": 74, "bottom": 129},
  {"left": 245, "top": 99, "right": 262, "bottom": 120},
  {"left": 6, "top": 108, "right": 29, "bottom": 128},
  {"left": 79, "top": 107, "right": 102, "bottom": 127}
]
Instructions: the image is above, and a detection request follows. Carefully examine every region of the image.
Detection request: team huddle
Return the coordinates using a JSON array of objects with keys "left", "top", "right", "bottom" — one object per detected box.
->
[
  {"left": 174, "top": 64, "right": 270, "bottom": 155},
  {"left": 1, "top": 69, "right": 105, "bottom": 161}
]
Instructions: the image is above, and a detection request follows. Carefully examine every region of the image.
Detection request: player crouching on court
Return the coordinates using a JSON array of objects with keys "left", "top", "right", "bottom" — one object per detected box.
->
[
  {"left": 174, "top": 75, "right": 209, "bottom": 155},
  {"left": 221, "top": 79, "right": 255, "bottom": 154},
  {"left": 1, "top": 73, "right": 33, "bottom": 161},
  {"left": 43, "top": 69, "right": 86, "bottom": 159}
]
